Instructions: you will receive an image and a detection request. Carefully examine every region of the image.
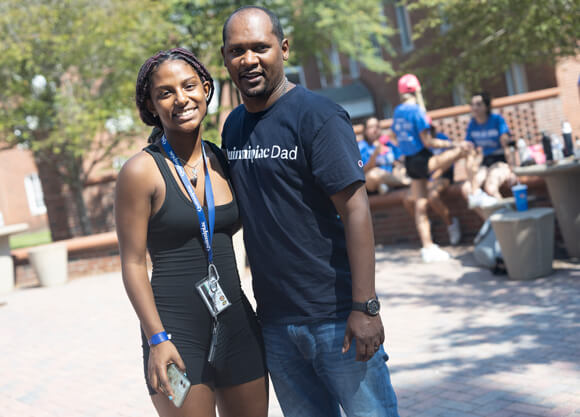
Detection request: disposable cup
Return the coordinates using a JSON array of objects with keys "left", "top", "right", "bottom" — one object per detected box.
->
[{"left": 511, "top": 184, "right": 528, "bottom": 211}]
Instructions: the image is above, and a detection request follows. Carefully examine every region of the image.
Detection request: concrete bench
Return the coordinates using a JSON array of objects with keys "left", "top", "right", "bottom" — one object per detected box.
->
[{"left": 490, "top": 207, "right": 555, "bottom": 279}]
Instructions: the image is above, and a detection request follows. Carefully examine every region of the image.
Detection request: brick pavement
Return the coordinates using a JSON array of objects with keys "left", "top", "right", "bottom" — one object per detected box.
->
[{"left": 1, "top": 245, "right": 579, "bottom": 416}]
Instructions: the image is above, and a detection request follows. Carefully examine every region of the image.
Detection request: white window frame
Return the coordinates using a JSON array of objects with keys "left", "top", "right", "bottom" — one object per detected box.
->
[
  {"left": 349, "top": 58, "right": 360, "bottom": 80},
  {"left": 439, "top": 5, "right": 451, "bottom": 34},
  {"left": 505, "top": 63, "right": 528, "bottom": 95},
  {"left": 371, "top": 3, "right": 389, "bottom": 59},
  {"left": 383, "top": 102, "right": 394, "bottom": 119},
  {"left": 24, "top": 173, "right": 47, "bottom": 216},
  {"left": 452, "top": 83, "right": 467, "bottom": 106},
  {"left": 395, "top": 5, "right": 414, "bottom": 53},
  {"left": 329, "top": 45, "right": 342, "bottom": 87},
  {"left": 284, "top": 65, "right": 306, "bottom": 86},
  {"left": 316, "top": 56, "right": 328, "bottom": 89},
  {"left": 316, "top": 45, "right": 343, "bottom": 88}
]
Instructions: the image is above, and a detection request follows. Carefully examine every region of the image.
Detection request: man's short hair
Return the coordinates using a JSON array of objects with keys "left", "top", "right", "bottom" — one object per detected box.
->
[{"left": 222, "top": 5, "right": 284, "bottom": 45}]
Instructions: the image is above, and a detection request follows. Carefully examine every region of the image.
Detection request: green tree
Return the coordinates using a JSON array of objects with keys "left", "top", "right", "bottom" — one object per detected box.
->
[
  {"left": 0, "top": 0, "right": 176, "bottom": 237},
  {"left": 405, "top": 0, "right": 580, "bottom": 96},
  {"left": 168, "top": 0, "right": 396, "bottom": 138}
]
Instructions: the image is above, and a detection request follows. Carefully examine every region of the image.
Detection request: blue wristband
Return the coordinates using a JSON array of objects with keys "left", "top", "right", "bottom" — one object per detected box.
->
[{"left": 148, "top": 331, "right": 171, "bottom": 347}]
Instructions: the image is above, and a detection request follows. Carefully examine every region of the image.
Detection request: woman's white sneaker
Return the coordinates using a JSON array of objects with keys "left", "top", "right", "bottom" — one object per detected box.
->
[{"left": 421, "top": 244, "right": 451, "bottom": 263}]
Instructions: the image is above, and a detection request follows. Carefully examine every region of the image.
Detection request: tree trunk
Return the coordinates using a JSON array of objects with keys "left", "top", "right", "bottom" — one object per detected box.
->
[
  {"left": 34, "top": 154, "right": 74, "bottom": 241},
  {"left": 70, "top": 177, "right": 93, "bottom": 236}
]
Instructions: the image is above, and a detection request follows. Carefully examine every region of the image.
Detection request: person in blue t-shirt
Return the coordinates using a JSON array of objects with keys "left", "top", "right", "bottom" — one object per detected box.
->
[
  {"left": 403, "top": 122, "right": 461, "bottom": 246},
  {"left": 462, "top": 91, "right": 517, "bottom": 208},
  {"left": 221, "top": 6, "right": 399, "bottom": 417},
  {"left": 391, "top": 74, "right": 472, "bottom": 263},
  {"left": 359, "top": 117, "right": 410, "bottom": 194}
]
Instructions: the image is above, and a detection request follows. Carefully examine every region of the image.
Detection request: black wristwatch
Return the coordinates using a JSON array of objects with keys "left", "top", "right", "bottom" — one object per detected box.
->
[{"left": 352, "top": 298, "right": 380, "bottom": 316}]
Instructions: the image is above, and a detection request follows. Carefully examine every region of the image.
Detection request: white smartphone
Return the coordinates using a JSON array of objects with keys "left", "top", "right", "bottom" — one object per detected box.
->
[{"left": 167, "top": 363, "right": 191, "bottom": 408}]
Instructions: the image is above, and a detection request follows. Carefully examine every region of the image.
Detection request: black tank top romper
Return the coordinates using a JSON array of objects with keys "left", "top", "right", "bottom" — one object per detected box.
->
[{"left": 141, "top": 142, "right": 265, "bottom": 394}]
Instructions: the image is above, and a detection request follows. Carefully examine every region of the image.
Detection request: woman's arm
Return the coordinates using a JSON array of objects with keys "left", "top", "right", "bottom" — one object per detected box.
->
[{"left": 115, "top": 153, "right": 185, "bottom": 396}]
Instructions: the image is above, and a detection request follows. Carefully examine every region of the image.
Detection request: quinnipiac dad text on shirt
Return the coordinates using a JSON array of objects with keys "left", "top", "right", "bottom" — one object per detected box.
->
[{"left": 221, "top": 85, "right": 365, "bottom": 325}]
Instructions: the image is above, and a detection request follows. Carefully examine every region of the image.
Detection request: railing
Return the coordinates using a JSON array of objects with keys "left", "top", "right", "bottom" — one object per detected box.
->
[{"left": 353, "top": 87, "right": 562, "bottom": 143}]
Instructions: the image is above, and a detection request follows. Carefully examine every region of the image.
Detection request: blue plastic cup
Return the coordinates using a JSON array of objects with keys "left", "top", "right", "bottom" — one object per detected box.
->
[{"left": 511, "top": 184, "right": 528, "bottom": 211}]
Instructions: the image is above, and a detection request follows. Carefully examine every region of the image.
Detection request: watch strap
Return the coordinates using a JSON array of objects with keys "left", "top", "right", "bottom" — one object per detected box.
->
[{"left": 351, "top": 301, "right": 368, "bottom": 313}]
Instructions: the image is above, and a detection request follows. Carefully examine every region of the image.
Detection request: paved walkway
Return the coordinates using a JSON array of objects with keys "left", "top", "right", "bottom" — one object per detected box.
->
[{"left": 1, "top": 245, "right": 579, "bottom": 416}]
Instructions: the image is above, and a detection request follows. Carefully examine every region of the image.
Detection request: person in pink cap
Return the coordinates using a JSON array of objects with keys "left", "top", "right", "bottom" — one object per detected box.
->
[
  {"left": 391, "top": 74, "right": 472, "bottom": 262},
  {"left": 403, "top": 117, "right": 462, "bottom": 246}
]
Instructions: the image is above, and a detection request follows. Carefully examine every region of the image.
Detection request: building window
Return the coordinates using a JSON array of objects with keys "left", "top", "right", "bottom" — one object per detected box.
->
[
  {"left": 395, "top": 5, "right": 413, "bottom": 53},
  {"left": 383, "top": 102, "right": 394, "bottom": 119},
  {"left": 349, "top": 58, "right": 360, "bottom": 80},
  {"left": 505, "top": 63, "right": 528, "bottom": 95},
  {"left": 452, "top": 83, "right": 467, "bottom": 106},
  {"left": 284, "top": 66, "right": 306, "bottom": 86},
  {"left": 439, "top": 5, "right": 451, "bottom": 33},
  {"left": 0, "top": 211, "right": 4, "bottom": 227},
  {"left": 329, "top": 45, "right": 342, "bottom": 87},
  {"left": 316, "top": 45, "right": 343, "bottom": 88},
  {"left": 24, "top": 173, "right": 47, "bottom": 216},
  {"left": 316, "top": 56, "right": 328, "bottom": 89},
  {"left": 371, "top": 3, "right": 388, "bottom": 58}
]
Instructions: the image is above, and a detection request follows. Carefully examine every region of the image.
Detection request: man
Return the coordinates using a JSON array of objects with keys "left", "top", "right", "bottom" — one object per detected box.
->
[
  {"left": 358, "top": 117, "right": 410, "bottom": 194},
  {"left": 221, "top": 6, "right": 399, "bottom": 417}
]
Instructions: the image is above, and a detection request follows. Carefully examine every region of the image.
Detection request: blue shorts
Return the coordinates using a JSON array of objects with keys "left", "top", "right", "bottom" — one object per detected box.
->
[{"left": 262, "top": 319, "right": 400, "bottom": 417}]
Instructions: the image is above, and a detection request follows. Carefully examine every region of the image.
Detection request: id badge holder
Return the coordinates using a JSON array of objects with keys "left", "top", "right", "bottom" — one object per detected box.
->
[{"left": 195, "top": 264, "right": 231, "bottom": 318}]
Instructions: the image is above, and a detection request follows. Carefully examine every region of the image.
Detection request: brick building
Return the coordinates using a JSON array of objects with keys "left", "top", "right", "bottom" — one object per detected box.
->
[{"left": 287, "top": 2, "right": 580, "bottom": 138}]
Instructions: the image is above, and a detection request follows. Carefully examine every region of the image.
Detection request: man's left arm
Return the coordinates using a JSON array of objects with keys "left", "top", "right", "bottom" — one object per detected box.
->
[{"left": 330, "top": 182, "right": 385, "bottom": 362}]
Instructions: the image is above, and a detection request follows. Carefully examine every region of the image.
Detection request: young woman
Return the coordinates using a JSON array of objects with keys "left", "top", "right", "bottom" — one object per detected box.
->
[
  {"left": 461, "top": 91, "right": 516, "bottom": 208},
  {"left": 391, "top": 74, "right": 472, "bottom": 262},
  {"left": 403, "top": 123, "right": 461, "bottom": 246},
  {"left": 115, "top": 48, "right": 267, "bottom": 417}
]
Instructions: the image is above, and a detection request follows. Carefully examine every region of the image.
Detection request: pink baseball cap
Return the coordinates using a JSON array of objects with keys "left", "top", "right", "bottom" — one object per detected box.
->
[{"left": 398, "top": 74, "right": 421, "bottom": 94}]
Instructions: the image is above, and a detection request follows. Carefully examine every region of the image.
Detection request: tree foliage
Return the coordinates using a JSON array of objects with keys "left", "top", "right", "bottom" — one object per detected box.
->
[
  {"left": 0, "top": 0, "right": 176, "bottom": 235},
  {"left": 171, "top": 0, "right": 394, "bottom": 77},
  {"left": 405, "top": 0, "right": 580, "bottom": 95}
]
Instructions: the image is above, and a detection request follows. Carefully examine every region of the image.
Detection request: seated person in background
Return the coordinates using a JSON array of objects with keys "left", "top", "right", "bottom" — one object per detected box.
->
[
  {"left": 462, "top": 92, "right": 517, "bottom": 207},
  {"left": 404, "top": 122, "right": 461, "bottom": 245},
  {"left": 358, "top": 117, "right": 410, "bottom": 194}
]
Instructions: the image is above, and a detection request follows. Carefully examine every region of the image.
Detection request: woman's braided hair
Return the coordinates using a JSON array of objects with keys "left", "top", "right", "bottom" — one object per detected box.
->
[{"left": 135, "top": 47, "right": 215, "bottom": 132}]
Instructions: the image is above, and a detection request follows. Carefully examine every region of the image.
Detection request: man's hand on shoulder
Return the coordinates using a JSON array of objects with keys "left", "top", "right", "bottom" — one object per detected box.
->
[{"left": 342, "top": 310, "right": 385, "bottom": 362}]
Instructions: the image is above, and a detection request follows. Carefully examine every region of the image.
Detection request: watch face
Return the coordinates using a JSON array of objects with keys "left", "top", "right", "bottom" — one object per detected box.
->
[{"left": 366, "top": 299, "right": 380, "bottom": 315}]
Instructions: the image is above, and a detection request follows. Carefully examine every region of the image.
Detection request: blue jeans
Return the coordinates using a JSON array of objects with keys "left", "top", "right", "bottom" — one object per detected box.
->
[{"left": 262, "top": 320, "right": 400, "bottom": 417}]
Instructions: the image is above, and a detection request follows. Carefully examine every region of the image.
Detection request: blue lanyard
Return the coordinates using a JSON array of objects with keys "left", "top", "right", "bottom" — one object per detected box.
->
[{"left": 160, "top": 135, "right": 215, "bottom": 264}]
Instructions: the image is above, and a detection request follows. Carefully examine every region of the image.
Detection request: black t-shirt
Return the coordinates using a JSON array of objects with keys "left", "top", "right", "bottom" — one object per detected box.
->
[{"left": 221, "top": 85, "right": 365, "bottom": 324}]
